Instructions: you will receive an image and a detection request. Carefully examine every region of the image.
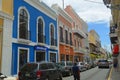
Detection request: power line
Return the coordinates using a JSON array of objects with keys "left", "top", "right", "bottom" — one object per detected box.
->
[{"left": 84, "top": 0, "right": 103, "bottom": 4}]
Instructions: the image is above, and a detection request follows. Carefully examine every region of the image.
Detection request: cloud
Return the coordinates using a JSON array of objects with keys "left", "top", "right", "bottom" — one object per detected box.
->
[{"left": 42, "top": 0, "right": 111, "bottom": 23}]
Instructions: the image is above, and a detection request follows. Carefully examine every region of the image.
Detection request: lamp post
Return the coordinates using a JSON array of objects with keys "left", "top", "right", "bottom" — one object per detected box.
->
[
  {"left": 103, "top": 0, "right": 111, "bottom": 8},
  {"left": 103, "top": 0, "right": 120, "bottom": 10}
]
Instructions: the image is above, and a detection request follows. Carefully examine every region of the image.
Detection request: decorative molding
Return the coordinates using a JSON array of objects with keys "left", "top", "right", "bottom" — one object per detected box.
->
[{"left": 24, "top": 0, "right": 57, "bottom": 20}]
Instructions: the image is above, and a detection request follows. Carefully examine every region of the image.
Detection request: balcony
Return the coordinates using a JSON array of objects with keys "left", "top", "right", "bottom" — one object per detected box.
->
[
  {"left": 73, "top": 28, "right": 86, "bottom": 38},
  {"left": 74, "top": 47, "right": 86, "bottom": 54},
  {"left": 18, "top": 30, "right": 31, "bottom": 44},
  {"left": 51, "top": 37, "right": 57, "bottom": 46},
  {"left": 109, "top": 25, "right": 118, "bottom": 44},
  {"left": 60, "top": 36, "right": 64, "bottom": 43}
]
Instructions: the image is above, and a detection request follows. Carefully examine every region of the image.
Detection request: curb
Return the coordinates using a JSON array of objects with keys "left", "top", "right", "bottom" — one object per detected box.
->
[{"left": 106, "top": 67, "right": 113, "bottom": 80}]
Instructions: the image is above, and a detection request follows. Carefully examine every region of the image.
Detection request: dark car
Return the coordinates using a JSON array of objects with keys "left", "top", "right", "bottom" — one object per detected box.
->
[
  {"left": 55, "top": 63, "right": 70, "bottom": 77},
  {"left": 97, "top": 59, "right": 109, "bottom": 68},
  {"left": 57, "top": 61, "right": 73, "bottom": 76},
  {"left": 18, "top": 62, "right": 62, "bottom": 80}
]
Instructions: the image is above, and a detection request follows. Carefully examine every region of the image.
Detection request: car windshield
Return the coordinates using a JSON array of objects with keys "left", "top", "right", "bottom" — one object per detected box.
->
[
  {"left": 98, "top": 60, "right": 108, "bottom": 62},
  {"left": 20, "top": 63, "right": 38, "bottom": 72}
]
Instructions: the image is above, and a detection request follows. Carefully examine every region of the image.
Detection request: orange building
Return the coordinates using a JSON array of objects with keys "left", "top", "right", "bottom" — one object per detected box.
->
[
  {"left": 65, "top": 5, "right": 86, "bottom": 62},
  {"left": 52, "top": 4, "right": 74, "bottom": 61}
]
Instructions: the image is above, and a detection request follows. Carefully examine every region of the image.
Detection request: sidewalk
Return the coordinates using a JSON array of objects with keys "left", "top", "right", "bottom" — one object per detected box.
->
[{"left": 107, "top": 67, "right": 120, "bottom": 80}]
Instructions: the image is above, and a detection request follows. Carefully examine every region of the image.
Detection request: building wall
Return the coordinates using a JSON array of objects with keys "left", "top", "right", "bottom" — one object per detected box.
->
[
  {"left": 0, "top": 18, "right": 3, "bottom": 72},
  {"left": 11, "top": 0, "right": 58, "bottom": 75},
  {"left": 52, "top": 4, "right": 74, "bottom": 62},
  {"left": 1, "top": 14, "right": 13, "bottom": 76},
  {"left": 2, "top": 0, "right": 13, "bottom": 16},
  {"left": 65, "top": 5, "right": 85, "bottom": 62},
  {"left": 0, "top": 0, "right": 14, "bottom": 75}
]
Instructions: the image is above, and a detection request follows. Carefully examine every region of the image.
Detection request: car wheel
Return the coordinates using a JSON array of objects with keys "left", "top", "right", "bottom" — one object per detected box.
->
[
  {"left": 58, "top": 75, "right": 62, "bottom": 80},
  {"left": 45, "top": 78, "right": 49, "bottom": 80}
]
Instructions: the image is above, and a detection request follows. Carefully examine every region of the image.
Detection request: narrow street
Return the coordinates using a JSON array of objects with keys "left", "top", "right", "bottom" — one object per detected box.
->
[{"left": 63, "top": 67, "right": 110, "bottom": 80}]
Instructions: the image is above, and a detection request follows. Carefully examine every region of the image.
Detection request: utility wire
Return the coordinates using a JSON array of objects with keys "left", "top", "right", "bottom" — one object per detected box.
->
[{"left": 84, "top": 0, "right": 103, "bottom": 4}]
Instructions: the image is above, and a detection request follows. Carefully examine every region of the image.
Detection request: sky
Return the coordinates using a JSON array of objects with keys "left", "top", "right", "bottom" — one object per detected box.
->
[{"left": 42, "top": 0, "right": 112, "bottom": 52}]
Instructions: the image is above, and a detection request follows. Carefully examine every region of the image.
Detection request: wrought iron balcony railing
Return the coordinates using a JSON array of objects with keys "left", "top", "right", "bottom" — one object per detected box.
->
[
  {"left": 19, "top": 29, "right": 30, "bottom": 40},
  {"left": 38, "top": 33, "right": 46, "bottom": 43},
  {"left": 51, "top": 37, "right": 57, "bottom": 46}
]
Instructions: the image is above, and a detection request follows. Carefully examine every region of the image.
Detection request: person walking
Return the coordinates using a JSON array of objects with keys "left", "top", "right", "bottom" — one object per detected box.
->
[
  {"left": 113, "top": 58, "right": 119, "bottom": 72},
  {"left": 72, "top": 62, "right": 80, "bottom": 80}
]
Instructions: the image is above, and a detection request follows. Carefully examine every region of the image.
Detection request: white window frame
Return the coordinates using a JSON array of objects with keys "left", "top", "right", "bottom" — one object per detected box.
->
[
  {"left": 49, "top": 23, "right": 55, "bottom": 45},
  {"left": 17, "top": 47, "right": 29, "bottom": 73},
  {"left": 49, "top": 51, "right": 57, "bottom": 62},
  {"left": 17, "top": 7, "right": 30, "bottom": 39},
  {"left": 36, "top": 16, "right": 45, "bottom": 43},
  {"left": 34, "top": 50, "right": 46, "bottom": 62}
]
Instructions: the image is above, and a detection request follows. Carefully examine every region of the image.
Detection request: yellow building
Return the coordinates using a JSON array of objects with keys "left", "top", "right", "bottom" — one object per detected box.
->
[
  {"left": 0, "top": 0, "right": 13, "bottom": 75},
  {"left": 88, "top": 30, "right": 101, "bottom": 62}
]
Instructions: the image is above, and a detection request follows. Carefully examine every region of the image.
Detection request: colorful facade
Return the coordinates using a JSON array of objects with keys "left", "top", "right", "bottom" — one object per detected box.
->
[
  {"left": 0, "top": 0, "right": 13, "bottom": 76},
  {"left": 88, "top": 30, "right": 101, "bottom": 62},
  {"left": 11, "top": 0, "right": 58, "bottom": 75},
  {"left": 52, "top": 4, "right": 74, "bottom": 62},
  {"left": 65, "top": 5, "right": 87, "bottom": 62}
]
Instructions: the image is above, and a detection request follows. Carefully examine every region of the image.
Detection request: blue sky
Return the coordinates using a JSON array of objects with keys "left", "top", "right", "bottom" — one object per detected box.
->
[
  {"left": 42, "top": 0, "right": 112, "bottom": 52},
  {"left": 88, "top": 22, "right": 111, "bottom": 52}
]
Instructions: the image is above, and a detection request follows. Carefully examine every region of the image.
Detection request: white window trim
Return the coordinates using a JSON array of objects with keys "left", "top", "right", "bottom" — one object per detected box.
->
[
  {"left": 34, "top": 50, "right": 46, "bottom": 62},
  {"left": 17, "top": 7, "right": 30, "bottom": 39},
  {"left": 49, "top": 23, "right": 55, "bottom": 45},
  {"left": 17, "top": 47, "right": 29, "bottom": 74},
  {"left": 48, "top": 51, "right": 57, "bottom": 62},
  {"left": 36, "top": 16, "right": 45, "bottom": 43}
]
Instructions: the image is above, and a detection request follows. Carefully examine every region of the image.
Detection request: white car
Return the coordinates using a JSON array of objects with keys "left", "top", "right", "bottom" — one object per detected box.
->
[{"left": 77, "top": 62, "right": 86, "bottom": 71}]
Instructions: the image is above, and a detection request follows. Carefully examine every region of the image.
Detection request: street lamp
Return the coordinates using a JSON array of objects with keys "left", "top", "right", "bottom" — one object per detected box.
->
[
  {"left": 103, "top": 0, "right": 111, "bottom": 8},
  {"left": 103, "top": 0, "right": 120, "bottom": 10}
]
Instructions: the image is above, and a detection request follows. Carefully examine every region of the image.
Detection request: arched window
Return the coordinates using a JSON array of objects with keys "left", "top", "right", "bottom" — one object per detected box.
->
[
  {"left": 19, "top": 9, "right": 29, "bottom": 40},
  {"left": 50, "top": 24, "right": 55, "bottom": 46},
  {"left": 37, "top": 18, "right": 45, "bottom": 43}
]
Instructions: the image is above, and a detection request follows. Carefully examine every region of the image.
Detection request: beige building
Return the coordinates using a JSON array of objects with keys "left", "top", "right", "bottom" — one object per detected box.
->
[{"left": 0, "top": 0, "right": 14, "bottom": 75}]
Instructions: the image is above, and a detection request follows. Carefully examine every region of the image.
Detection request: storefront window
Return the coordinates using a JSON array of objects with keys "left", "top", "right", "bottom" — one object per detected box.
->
[
  {"left": 36, "top": 51, "right": 45, "bottom": 62},
  {"left": 60, "top": 54, "right": 65, "bottom": 61},
  {"left": 50, "top": 53, "right": 56, "bottom": 62},
  {"left": 19, "top": 49, "right": 28, "bottom": 70}
]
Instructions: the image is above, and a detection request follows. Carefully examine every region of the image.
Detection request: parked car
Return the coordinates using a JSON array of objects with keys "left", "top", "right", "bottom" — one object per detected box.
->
[
  {"left": 97, "top": 59, "right": 109, "bottom": 68},
  {"left": 77, "top": 62, "right": 86, "bottom": 72},
  {"left": 55, "top": 63, "right": 70, "bottom": 77},
  {"left": 57, "top": 61, "right": 73, "bottom": 76},
  {"left": 18, "top": 62, "right": 62, "bottom": 80}
]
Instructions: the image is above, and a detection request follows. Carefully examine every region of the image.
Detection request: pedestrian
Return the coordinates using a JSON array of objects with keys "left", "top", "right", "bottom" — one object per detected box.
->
[
  {"left": 113, "top": 58, "right": 119, "bottom": 72},
  {"left": 72, "top": 62, "right": 80, "bottom": 80}
]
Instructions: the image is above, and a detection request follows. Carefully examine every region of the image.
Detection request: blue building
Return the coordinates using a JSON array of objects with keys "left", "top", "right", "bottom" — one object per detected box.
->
[{"left": 12, "top": 0, "right": 58, "bottom": 75}]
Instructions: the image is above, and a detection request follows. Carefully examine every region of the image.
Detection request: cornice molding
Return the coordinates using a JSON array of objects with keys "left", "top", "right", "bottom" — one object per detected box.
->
[
  {"left": 0, "top": 11, "right": 14, "bottom": 20},
  {"left": 24, "top": 0, "right": 57, "bottom": 20},
  {"left": 52, "top": 4, "right": 73, "bottom": 23}
]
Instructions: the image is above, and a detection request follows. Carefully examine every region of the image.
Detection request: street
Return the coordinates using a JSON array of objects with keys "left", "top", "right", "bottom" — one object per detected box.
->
[{"left": 63, "top": 67, "right": 110, "bottom": 80}]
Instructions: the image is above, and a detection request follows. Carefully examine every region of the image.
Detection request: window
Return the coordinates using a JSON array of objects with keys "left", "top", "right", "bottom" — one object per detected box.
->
[
  {"left": 59, "top": 27, "right": 63, "bottom": 42},
  {"left": 36, "top": 51, "right": 45, "bottom": 62},
  {"left": 50, "top": 53, "right": 56, "bottom": 62},
  {"left": 50, "top": 24, "right": 55, "bottom": 46},
  {"left": 19, "top": 48, "right": 28, "bottom": 70},
  {"left": 37, "top": 18, "right": 45, "bottom": 43},
  {"left": 70, "top": 33, "right": 72, "bottom": 45},
  {"left": 19, "top": 9, "right": 29, "bottom": 40},
  {"left": 65, "top": 30, "right": 68, "bottom": 44},
  {"left": 40, "top": 63, "right": 48, "bottom": 70}
]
